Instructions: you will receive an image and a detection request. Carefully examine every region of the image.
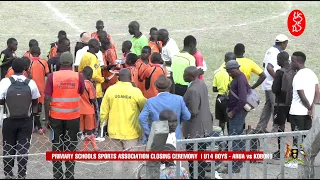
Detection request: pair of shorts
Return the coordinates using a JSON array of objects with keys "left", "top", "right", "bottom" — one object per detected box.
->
[
  {"left": 215, "top": 95, "right": 228, "bottom": 123},
  {"left": 273, "top": 106, "right": 290, "bottom": 125},
  {"left": 289, "top": 114, "right": 312, "bottom": 131},
  {"left": 80, "top": 114, "right": 96, "bottom": 131}
]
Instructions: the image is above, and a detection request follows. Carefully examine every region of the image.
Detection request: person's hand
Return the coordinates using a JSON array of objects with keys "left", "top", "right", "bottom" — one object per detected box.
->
[
  {"left": 308, "top": 106, "right": 313, "bottom": 119},
  {"left": 45, "top": 118, "right": 51, "bottom": 128},
  {"left": 198, "top": 68, "right": 204, "bottom": 75},
  {"left": 227, "top": 111, "right": 234, "bottom": 119}
]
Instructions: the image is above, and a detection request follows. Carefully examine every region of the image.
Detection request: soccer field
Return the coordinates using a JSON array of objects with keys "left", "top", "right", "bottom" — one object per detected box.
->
[{"left": 0, "top": 1, "right": 319, "bottom": 179}]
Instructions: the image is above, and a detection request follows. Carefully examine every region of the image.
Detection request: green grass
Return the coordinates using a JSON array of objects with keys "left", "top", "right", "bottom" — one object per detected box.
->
[
  {"left": 0, "top": 1, "right": 319, "bottom": 129},
  {"left": 0, "top": 1, "right": 319, "bottom": 178}
]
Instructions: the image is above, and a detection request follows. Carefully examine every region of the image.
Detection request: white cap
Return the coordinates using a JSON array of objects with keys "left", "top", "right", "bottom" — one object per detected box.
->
[{"left": 275, "top": 34, "right": 289, "bottom": 42}]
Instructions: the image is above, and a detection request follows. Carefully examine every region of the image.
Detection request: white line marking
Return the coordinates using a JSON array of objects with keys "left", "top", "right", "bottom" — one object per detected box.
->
[
  {"left": 40, "top": 1, "right": 84, "bottom": 33},
  {"left": 0, "top": 2, "right": 292, "bottom": 37}
]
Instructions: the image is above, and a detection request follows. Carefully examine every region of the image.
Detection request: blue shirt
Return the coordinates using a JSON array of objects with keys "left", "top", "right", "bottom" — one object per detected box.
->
[{"left": 139, "top": 92, "right": 191, "bottom": 143}]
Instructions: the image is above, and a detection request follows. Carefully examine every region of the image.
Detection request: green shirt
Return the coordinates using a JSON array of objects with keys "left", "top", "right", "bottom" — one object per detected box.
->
[
  {"left": 171, "top": 52, "right": 196, "bottom": 86},
  {"left": 131, "top": 35, "right": 148, "bottom": 56}
]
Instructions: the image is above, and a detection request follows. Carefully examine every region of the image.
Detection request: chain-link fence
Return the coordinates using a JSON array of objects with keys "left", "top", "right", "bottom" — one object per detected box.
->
[
  {"left": 176, "top": 130, "right": 310, "bottom": 179},
  {"left": 0, "top": 128, "right": 317, "bottom": 179},
  {"left": 0, "top": 132, "right": 147, "bottom": 179}
]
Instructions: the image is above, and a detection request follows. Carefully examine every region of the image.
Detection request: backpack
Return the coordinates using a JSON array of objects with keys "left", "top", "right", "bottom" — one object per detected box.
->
[
  {"left": 279, "top": 68, "right": 296, "bottom": 106},
  {"left": 5, "top": 77, "right": 32, "bottom": 119},
  {"left": 230, "top": 88, "right": 260, "bottom": 112}
]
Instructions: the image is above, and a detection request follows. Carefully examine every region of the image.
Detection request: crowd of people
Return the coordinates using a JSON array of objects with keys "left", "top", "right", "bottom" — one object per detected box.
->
[{"left": 0, "top": 19, "right": 318, "bottom": 179}]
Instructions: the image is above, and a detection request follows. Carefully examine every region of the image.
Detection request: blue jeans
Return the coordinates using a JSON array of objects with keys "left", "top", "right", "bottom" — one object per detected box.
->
[{"left": 228, "top": 110, "right": 247, "bottom": 170}]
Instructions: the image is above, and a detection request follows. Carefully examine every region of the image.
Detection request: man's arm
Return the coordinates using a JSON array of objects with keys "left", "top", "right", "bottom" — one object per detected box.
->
[
  {"left": 297, "top": 90, "right": 312, "bottom": 110},
  {"left": 251, "top": 61, "right": 266, "bottom": 89},
  {"left": 272, "top": 70, "right": 283, "bottom": 95},
  {"left": 180, "top": 98, "right": 191, "bottom": 121},
  {"left": 184, "top": 90, "right": 200, "bottom": 118},
  {"left": 0, "top": 58, "right": 14, "bottom": 67},
  {"left": 44, "top": 95, "right": 51, "bottom": 126},
  {"left": 313, "top": 84, "right": 320, "bottom": 104},
  {"left": 139, "top": 102, "right": 151, "bottom": 141},
  {"left": 267, "top": 63, "right": 276, "bottom": 79},
  {"left": 78, "top": 73, "right": 85, "bottom": 95}
]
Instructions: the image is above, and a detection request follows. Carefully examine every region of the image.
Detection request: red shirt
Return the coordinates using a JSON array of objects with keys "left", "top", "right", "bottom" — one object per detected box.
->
[
  {"left": 193, "top": 50, "right": 205, "bottom": 80},
  {"left": 44, "top": 67, "right": 85, "bottom": 96}
]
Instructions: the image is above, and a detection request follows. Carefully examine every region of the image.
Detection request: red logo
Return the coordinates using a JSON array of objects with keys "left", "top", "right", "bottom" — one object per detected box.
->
[{"left": 287, "top": 9, "right": 306, "bottom": 37}]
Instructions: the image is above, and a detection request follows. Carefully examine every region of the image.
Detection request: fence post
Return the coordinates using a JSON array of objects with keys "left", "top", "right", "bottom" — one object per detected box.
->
[
  {"left": 298, "top": 116, "right": 320, "bottom": 179},
  {"left": 145, "top": 120, "right": 169, "bottom": 179}
]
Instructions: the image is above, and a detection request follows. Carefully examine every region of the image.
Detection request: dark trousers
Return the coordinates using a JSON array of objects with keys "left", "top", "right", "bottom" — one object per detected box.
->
[
  {"left": 289, "top": 115, "right": 312, "bottom": 147},
  {"left": 228, "top": 110, "right": 247, "bottom": 170},
  {"left": 2, "top": 117, "right": 33, "bottom": 178},
  {"left": 95, "top": 98, "right": 106, "bottom": 136},
  {"left": 174, "top": 84, "right": 188, "bottom": 96},
  {"left": 51, "top": 117, "right": 80, "bottom": 179},
  {"left": 186, "top": 143, "right": 208, "bottom": 179},
  {"left": 33, "top": 103, "right": 43, "bottom": 129}
]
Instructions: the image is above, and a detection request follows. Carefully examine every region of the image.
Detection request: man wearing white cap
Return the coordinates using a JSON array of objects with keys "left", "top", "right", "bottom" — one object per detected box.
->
[{"left": 256, "top": 34, "right": 289, "bottom": 133}]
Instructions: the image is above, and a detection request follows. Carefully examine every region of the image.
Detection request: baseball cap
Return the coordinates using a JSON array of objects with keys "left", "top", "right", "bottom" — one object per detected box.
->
[
  {"left": 60, "top": 52, "right": 73, "bottom": 66},
  {"left": 225, "top": 60, "right": 240, "bottom": 70},
  {"left": 275, "top": 34, "right": 289, "bottom": 43}
]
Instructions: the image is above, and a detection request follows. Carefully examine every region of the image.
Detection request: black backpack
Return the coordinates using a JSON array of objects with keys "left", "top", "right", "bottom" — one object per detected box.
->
[
  {"left": 279, "top": 68, "right": 296, "bottom": 106},
  {"left": 5, "top": 77, "right": 32, "bottom": 119}
]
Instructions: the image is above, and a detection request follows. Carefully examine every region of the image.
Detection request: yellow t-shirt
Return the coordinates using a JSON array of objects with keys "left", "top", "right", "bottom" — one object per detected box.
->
[
  {"left": 220, "top": 57, "right": 263, "bottom": 84},
  {"left": 79, "top": 52, "right": 104, "bottom": 98},
  {"left": 100, "top": 81, "right": 147, "bottom": 140},
  {"left": 212, "top": 68, "right": 232, "bottom": 95}
]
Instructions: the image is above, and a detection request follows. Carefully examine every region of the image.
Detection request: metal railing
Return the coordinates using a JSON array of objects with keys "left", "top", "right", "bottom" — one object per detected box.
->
[{"left": 176, "top": 130, "right": 309, "bottom": 179}]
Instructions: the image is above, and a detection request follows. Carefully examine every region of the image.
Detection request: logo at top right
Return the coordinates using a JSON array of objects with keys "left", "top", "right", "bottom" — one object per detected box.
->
[{"left": 287, "top": 9, "right": 306, "bottom": 37}]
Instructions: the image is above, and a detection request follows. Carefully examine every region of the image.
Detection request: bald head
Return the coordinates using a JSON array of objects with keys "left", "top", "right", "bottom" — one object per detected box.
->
[
  {"left": 158, "top": 29, "right": 169, "bottom": 42},
  {"left": 183, "top": 66, "right": 199, "bottom": 83},
  {"left": 128, "top": 21, "right": 140, "bottom": 35},
  {"left": 118, "top": 68, "right": 131, "bottom": 82},
  {"left": 224, "top": 52, "right": 236, "bottom": 62}
]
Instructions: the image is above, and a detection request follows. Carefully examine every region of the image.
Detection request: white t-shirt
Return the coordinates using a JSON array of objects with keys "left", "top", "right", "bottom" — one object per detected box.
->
[
  {"left": 0, "top": 75, "right": 40, "bottom": 100},
  {"left": 262, "top": 46, "right": 282, "bottom": 90},
  {"left": 161, "top": 38, "right": 180, "bottom": 77},
  {"left": 290, "top": 68, "right": 319, "bottom": 115},
  {"left": 74, "top": 46, "right": 104, "bottom": 67},
  {"left": 166, "top": 132, "right": 177, "bottom": 148}
]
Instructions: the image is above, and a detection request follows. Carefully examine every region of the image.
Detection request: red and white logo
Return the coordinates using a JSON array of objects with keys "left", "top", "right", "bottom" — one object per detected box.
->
[{"left": 287, "top": 9, "right": 306, "bottom": 37}]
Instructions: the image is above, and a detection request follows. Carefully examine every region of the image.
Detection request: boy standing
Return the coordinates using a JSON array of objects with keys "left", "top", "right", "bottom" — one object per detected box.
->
[
  {"left": 271, "top": 51, "right": 295, "bottom": 159},
  {"left": 80, "top": 66, "right": 100, "bottom": 151},
  {"left": 29, "top": 46, "right": 50, "bottom": 134},
  {"left": 139, "top": 53, "right": 167, "bottom": 99}
]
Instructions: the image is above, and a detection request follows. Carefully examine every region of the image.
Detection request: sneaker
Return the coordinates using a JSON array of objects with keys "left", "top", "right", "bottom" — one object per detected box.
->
[
  {"left": 284, "top": 162, "right": 298, "bottom": 169},
  {"left": 272, "top": 150, "right": 280, "bottom": 160},
  {"left": 38, "top": 128, "right": 46, "bottom": 135},
  {"left": 33, "top": 128, "right": 38, "bottom": 133},
  {"left": 95, "top": 137, "right": 105, "bottom": 142}
]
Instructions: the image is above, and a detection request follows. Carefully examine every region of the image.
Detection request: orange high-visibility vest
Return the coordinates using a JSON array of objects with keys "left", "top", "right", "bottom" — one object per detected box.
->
[{"left": 50, "top": 70, "right": 80, "bottom": 120}]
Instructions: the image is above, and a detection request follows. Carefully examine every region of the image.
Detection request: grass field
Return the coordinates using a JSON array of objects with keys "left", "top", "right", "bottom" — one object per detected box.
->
[{"left": 0, "top": 1, "right": 319, "bottom": 179}]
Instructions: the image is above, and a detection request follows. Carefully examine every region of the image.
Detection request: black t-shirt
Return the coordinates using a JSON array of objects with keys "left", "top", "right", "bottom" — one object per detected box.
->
[
  {"left": 0, "top": 48, "right": 15, "bottom": 79},
  {"left": 48, "top": 56, "right": 61, "bottom": 73}
]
